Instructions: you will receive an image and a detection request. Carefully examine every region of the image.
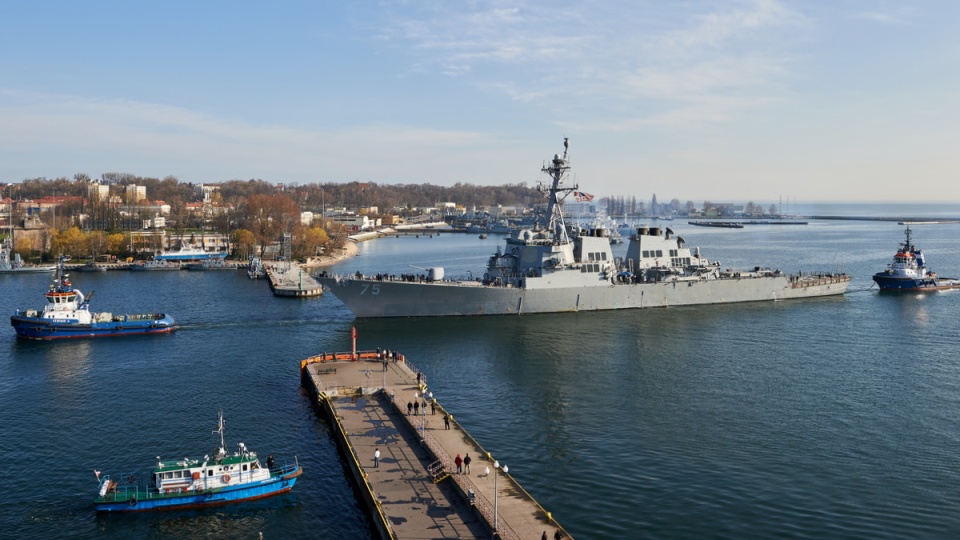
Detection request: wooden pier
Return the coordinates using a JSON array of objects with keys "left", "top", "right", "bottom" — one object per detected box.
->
[
  {"left": 265, "top": 263, "right": 324, "bottom": 297},
  {"left": 301, "top": 351, "right": 572, "bottom": 539}
]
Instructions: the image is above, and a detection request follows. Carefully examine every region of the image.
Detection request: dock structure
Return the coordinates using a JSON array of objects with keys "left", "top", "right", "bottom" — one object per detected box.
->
[
  {"left": 264, "top": 263, "right": 324, "bottom": 297},
  {"left": 301, "top": 351, "right": 572, "bottom": 540}
]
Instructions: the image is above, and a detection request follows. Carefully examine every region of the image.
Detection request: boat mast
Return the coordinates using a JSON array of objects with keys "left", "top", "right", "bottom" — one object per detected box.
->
[
  {"left": 538, "top": 138, "right": 577, "bottom": 244},
  {"left": 213, "top": 411, "right": 226, "bottom": 455}
]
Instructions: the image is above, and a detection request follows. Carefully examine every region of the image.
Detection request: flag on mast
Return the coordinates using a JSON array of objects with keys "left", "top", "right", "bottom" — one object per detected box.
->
[{"left": 573, "top": 191, "right": 594, "bottom": 202}]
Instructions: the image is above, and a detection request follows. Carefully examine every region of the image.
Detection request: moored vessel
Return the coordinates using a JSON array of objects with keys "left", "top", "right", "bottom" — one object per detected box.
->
[
  {"left": 155, "top": 246, "right": 228, "bottom": 262},
  {"left": 186, "top": 258, "right": 236, "bottom": 271},
  {"left": 873, "top": 226, "right": 960, "bottom": 291},
  {"left": 318, "top": 139, "right": 851, "bottom": 317},
  {"left": 0, "top": 238, "right": 55, "bottom": 273},
  {"left": 93, "top": 411, "right": 301, "bottom": 512},
  {"left": 10, "top": 259, "right": 175, "bottom": 339},
  {"left": 129, "top": 259, "right": 182, "bottom": 271},
  {"left": 247, "top": 256, "right": 266, "bottom": 279}
]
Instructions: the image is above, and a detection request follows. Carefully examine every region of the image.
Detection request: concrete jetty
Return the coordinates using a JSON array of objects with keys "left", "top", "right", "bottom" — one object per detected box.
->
[
  {"left": 265, "top": 263, "right": 324, "bottom": 297},
  {"left": 301, "top": 351, "right": 572, "bottom": 540}
]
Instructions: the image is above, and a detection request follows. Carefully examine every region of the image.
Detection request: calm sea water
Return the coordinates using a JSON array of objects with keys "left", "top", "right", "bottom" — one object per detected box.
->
[{"left": 3, "top": 209, "right": 960, "bottom": 539}]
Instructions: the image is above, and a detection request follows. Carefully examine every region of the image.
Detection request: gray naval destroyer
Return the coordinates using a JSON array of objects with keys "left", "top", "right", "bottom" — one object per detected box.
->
[{"left": 318, "top": 139, "right": 851, "bottom": 317}]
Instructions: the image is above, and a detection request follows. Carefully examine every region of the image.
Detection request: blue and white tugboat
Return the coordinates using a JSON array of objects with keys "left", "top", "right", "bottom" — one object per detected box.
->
[
  {"left": 10, "top": 259, "right": 176, "bottom": 339},
  {"left": 873, "top": 227, "right": 960, "bottom": 291},
  {"left": 94, "top": 412, "right": 302, "bottom": 512}
]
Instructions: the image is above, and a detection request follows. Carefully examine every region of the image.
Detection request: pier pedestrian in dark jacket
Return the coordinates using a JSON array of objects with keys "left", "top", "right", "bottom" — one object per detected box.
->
[
  {"left": 407, "top": 401, "right": 413, "bottom": 415},
  {"left": 463, "top": 453, "right": 471, "bottom": 474},
  {"left": 444, "top": 414, "right": 450, "bottom": 429},
  {"left": 413, "top": 401, "right": 420, "bottom": 415}
]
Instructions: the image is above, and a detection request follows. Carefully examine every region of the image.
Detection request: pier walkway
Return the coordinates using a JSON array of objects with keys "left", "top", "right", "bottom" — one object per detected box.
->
[
  {"left": 301, "top": 352, "right": 571, "bottom": 540},
  {"left": 264, "top": 263, "right": 324, "bottom": 297}
]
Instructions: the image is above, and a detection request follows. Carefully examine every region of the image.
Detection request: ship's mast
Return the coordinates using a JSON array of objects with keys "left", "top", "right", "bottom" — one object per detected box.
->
[
  {"left": 213, "top": 410, "right": 226, "bottom": 455},
  {"left": 538, "top": 138, "right": 577, "bottom": 244}
]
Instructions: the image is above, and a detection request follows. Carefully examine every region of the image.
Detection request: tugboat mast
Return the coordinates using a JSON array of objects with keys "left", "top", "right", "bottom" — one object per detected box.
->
[{"left": 538, "top": 137, "right": 578, "bottom": 245}]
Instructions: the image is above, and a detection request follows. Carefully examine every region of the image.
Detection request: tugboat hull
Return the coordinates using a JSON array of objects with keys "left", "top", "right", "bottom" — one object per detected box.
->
[
  {"left": 94, "top": 472, "right": 299, "bottom": 512},
  {"left": 10, "top": 314, "right": 175, "bottom": 340}
]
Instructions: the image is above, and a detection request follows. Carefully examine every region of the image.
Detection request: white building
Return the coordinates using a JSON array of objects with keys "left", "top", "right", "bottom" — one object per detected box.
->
[{"left": 125, "top": 185, "right": 147, "bottom": 204}]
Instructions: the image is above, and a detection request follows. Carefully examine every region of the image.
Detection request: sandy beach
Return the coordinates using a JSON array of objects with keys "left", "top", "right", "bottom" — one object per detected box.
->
[{"left": 303, "top": 241, "right": 359, "bottom": 269}]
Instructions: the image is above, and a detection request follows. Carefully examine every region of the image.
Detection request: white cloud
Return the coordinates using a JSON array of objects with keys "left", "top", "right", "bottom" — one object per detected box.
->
[{"left": 377, "top": 0, "right": 805, "bottom": 129}]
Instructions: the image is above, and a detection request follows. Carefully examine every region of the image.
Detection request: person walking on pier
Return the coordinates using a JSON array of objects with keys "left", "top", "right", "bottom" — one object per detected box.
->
[
  {"left": 463, "top": 453, "right": 471, "bottom": 474},
  {"left": 374, "top": 448, "right": 380, "bottom": 468},
  {"left": 413, "top": 401, "right": 420, "bottom": 415},
  {"left": 454, "top": 453, "right": 463, "bottom": 474},
  {"left": 407, "top": 401, "right": 413, "bottom": 415},
  {"left": 430, "top": 400, "right": 436, "bottom": 415},
  {"left": 444, "top": 413, "right": 450, "bottom": 430}
]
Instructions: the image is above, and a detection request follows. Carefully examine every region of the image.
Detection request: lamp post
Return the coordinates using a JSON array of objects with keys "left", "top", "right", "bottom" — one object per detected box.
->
[
  {"left": 494, "top": 460, "right": 508, "bottom": 537},
  {"left": 414, "top": 392, "right": 424, "bottom": 443},
  {"left": 420, "top": 392, "right": 427, "bottom": 443}
]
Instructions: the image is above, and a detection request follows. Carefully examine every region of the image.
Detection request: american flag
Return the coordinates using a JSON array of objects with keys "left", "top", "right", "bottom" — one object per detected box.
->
[{"left": 573, "top": 191, "right": 594, "bottom": 202}]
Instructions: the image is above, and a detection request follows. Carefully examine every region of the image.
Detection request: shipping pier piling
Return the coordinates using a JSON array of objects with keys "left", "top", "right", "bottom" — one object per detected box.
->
[{"left": 301, "top": 351, "right": 572, "bottom": 540}]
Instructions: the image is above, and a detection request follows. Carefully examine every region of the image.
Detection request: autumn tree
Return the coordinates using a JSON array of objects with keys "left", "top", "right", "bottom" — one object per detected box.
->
[
  {"left": 86, "top": 231, "right": 108, "bottom": 259},
  {"left": 292, "top": 225, "right": 329, "bottom": 260},
  {"left": 107, "top": 233, "right": 127, "bottom": 254},
  {"left": 239, "top": 194, "right": 301, "bottom": 254},
  {"left": 52, "top": 227, "right": 87, "bottom": 258},
  {"left": 231, "top": 229, "right": 257, "bottom": 258}
]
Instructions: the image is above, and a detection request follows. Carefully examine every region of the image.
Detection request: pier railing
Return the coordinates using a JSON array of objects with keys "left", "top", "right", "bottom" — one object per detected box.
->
[{"left": 388, "top": 391, "right": 522, "bottom": 540}]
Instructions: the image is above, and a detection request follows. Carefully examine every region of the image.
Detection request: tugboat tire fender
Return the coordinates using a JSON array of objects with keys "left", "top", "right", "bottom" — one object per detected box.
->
[{"left": 128, "top": 498, "right": 137, "bottom": 507}]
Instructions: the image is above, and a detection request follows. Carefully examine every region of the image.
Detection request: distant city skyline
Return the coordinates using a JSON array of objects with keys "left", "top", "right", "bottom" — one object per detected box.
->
[{"left": 2, "top": 1, "right": 958, "bottom": 202}]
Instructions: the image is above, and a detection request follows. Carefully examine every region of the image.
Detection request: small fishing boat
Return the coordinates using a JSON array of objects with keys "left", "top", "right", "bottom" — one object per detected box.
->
[
  {"left": 93, "top": 412, "right": 302, "bottom": 512},
  {"left": 10, "top": 259, "right": 175, "bottom": 339},
  {"left": 873, "top": 226, "right": 960, "bottom": 291}
]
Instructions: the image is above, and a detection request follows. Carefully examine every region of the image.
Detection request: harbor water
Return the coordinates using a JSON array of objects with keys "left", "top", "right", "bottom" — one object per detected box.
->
[{"left": 3, "top": 207, "right": 960, "bottom": 539}]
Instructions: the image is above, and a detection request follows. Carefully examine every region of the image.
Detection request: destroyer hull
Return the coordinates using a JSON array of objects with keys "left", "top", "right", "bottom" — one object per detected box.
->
[
  {"left": 10, "top": 315, "right": 175, "bottom": 340},
  {"left": 318, "top": 275, "right": 851, "bottom": 318},
  {"left": 94, "top": 475, "right": 297, "bottom": 512}
]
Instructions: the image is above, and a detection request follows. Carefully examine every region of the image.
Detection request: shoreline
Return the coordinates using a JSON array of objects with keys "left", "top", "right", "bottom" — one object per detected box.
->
[{"left": 303, "top": 241, "right": 359, "bottom": 269}]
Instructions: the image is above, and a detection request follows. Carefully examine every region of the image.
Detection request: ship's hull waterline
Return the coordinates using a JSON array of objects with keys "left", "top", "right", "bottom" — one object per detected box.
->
[{"left": 318, "top": 274, "right": 851, "bottom": 318}]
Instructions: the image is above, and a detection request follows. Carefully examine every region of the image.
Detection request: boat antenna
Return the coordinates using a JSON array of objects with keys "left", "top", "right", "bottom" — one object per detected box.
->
[{"left": 213, "top": 410, "right": 226, "bottom": 455}]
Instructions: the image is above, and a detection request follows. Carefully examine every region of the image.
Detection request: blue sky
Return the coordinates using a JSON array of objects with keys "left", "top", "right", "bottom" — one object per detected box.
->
[{"left": 2, "top": 1, "right": 958, "bottom": 203}]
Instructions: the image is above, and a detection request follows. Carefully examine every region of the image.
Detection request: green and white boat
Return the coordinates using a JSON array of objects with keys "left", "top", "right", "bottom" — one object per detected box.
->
[{"left": 94, "top": 412, "right": 301, "bottom": 512}]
